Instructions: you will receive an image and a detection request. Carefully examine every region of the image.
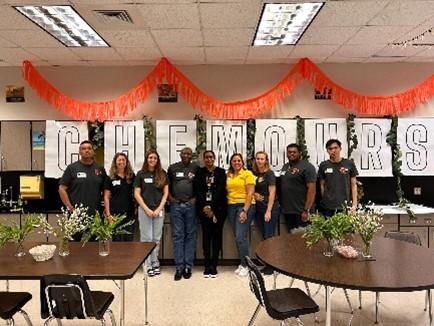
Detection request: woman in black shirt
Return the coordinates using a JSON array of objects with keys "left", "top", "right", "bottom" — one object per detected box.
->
[
  {"left": 194, "top": 150, "right": 227, "bottom": 278},
  {"left": 104, "top": 152, "right": 136, "bottom": 241}
]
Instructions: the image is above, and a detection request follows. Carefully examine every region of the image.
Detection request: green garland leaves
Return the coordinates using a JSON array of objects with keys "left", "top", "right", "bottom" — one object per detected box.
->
[
  {"left": 142, "top": 115, "right": 156, "bottom": 151},
  {"left": 89, "top": 121, "right": 104, "bottom": 150},
  {"left": 246, "top": 119, "right": 256, "bottom": 168},
  {"left": 194, "top": 114, "right": 206, "bottom": 160},
  {"left": 295, "top": 115, "right": 309, "bottom": 160},
  {"left": 346, "top": 113, "right": 358, "bottom": 159}
]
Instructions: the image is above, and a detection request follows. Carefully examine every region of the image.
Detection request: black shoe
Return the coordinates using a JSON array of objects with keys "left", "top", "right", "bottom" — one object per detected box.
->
[
  {"left": 183, "top": 268, "right": 192, "bottom": 279},
  {"left": 210, "top": 266, "right": 218, "bottom": 278},
  {"left": 174, "top": 270, "right": 183, "bottom": 281},
  {"left": 261, "top": 266, "right": 274, "bottom": 276},
  {"left": 203, "top": 267, "right": 211, "bottom": 278}
]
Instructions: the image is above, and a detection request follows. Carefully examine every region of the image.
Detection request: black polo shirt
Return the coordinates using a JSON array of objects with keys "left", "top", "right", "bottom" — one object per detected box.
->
[{"left": 104, "top": 174, "right": 135, "bottom": 217}]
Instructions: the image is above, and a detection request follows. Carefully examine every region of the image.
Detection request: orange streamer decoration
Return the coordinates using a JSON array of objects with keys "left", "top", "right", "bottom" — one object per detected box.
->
[{"left": 22, "top": 57, "right": 434, "bottom": 121}]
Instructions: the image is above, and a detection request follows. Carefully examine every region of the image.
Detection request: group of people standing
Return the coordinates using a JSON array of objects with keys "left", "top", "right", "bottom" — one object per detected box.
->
[{"left": 58, "top": 138, "right": 358, "bottom": 280}]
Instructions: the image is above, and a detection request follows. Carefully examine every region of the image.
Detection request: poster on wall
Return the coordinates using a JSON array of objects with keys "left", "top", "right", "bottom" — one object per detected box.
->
[
  {"left": 104, "top": 121, "right": 145, "bottom": 173},
  {"left": 352, "top": 119, "right": 392, "bottom": 177},
  {"left": 156, "top": 120, "right": 197, "bottom": 169},
  {"left": 397, "top": 118, "right": 434, "bottom": 176},
  {"left": 304, "top": 118, "right": 348, "bottom": 168},
  {"left": 207, "top": 120, "right": 247, "bottom": 170},
  {"left": 32, "top": 131, "right": 45, "bottom": 151},
  {"left": 255, "top": 119, "right": 297, "bottom": 175},
  {"left": 45, "top": 121, "right": 88, "bottom": 178}
]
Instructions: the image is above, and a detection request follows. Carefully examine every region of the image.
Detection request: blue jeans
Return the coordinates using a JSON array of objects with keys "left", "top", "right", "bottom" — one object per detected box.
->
[
  {"left": 227, "top": 203, "right": 255, "bottom": 267},
  {"left": 170, "top": 202, "right": 197, "bottom": 270},
  {"left": 255, "top": 203, "right": 279, "bottom": 240},
  {"left": 138, "top": 207, "right": 164, "bottom": 269}
]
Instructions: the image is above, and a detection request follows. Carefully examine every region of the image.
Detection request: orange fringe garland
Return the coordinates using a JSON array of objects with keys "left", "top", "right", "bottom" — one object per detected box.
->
[{"left": 22, "top": 57, "right": 434, "bottom": 121}]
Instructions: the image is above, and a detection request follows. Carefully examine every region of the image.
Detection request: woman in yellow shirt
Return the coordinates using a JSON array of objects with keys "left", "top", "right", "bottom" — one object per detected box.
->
[{"left": 226, "top": 153, "right": 256, "bottom": 277}]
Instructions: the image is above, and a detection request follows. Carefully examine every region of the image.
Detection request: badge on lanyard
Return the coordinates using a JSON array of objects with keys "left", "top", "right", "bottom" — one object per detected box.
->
[{"left": 112, "top": 180, "right": 121, "bottom": 186}]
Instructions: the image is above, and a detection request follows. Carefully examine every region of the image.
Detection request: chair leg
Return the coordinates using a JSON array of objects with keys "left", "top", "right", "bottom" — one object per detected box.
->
[
  {"left": 19, "top": 309, "right": 33, "bottom": 326},
  {"left": 358, "top": 290, "right": 362, "bottom": 309},
  {"left": 343, "top": 289, "right": 354, "bottom": 314},
  {"left": 100, "top": 318, "right": 106, "bottom": 326},
  {"left": 375, "top": 292, "right": 380, "bottom": 324},
  {"left": 273, "top": 271, "right": 278, "bottom": 290},
  {"left": 426, "top": 290, "right": 429, "bottom": 312},
  {"left": 43, "top": 317, "right": 55, "bottom": 326},
  {"left": 288, "top": 278, "right": 295, "bottom": 288},
  {"left": 7, "top": 318, "right": 14, "bottom": 326},
  {"left": 295, "top": 317, "right": 304, "bottom": 326},
  {"left": 107, "top": 308, "right": 117, "bottom": 326},
  {"left": 247, "top": 304, "right": 261, "bottom": 326},
  {"left": 56, "top": 318, "right": 63, "bottom": 326}
]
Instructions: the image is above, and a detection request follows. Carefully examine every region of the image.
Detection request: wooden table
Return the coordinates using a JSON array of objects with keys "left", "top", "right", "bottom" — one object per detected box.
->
[
  {"left": 256, "top": 233, "right": 434, "bottom": 326},
  {"left": 0, "top": 241, "right": 155, "bottom": 326}
]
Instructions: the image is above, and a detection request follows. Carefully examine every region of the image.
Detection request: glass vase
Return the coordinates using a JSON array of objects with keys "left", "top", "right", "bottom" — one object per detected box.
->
[
  {"left": 15, "top": 240, "right": 25, "bottom": 257},
  {"left": 362, "top": 240, "right": 373, "bottom": 259},
  {"left": 99, "top": 239, "right": 110, "bottom": 256},
  {"left": 323, "top": 238, "right": 334, "bottom": 257},
  {"left": 58, "top": 238, "right": 70, "bottom": 257}
]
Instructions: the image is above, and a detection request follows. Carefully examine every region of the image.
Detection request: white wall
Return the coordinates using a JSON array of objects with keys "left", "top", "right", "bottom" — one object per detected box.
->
[{"left": 0, "top": 62, "right": 433, "bottom": 121}]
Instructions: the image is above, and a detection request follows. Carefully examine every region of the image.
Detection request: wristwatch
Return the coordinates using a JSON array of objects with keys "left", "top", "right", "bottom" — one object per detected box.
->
[{"left": 302, "top": 208, "right": 310, "bottom": 213}]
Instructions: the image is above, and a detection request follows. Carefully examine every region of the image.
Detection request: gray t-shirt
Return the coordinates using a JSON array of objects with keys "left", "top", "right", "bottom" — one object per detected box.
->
[
  {"left": 59, "top": 160, "right": 106, "bottom": 213},
  {"left": 279, "top": 160, "right": 316, "bottom": 214},
  {"left": 254, "top": 169, "right": 276, "bottom": 208},
  {"left": 167, "top": 161, "right": 198, "bottom": 202},
  {"left": 318, "top": 158, "right": 358, "bottom": 210},
  {"left": 134, "top": 170, "right": 169, "bottom": 210}
]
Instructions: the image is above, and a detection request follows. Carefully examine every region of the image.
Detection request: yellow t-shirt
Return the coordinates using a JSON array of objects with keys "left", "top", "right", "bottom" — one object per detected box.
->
[{"left": 227, "top": 169, "right": 256, "bottom": 205}]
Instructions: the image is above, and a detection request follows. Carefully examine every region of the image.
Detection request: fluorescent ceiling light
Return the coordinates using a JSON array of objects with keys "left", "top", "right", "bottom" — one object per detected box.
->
[
  {"left": 253, "top": 2, "right": 324, "bottom": 46},
  {"left": 14, "top": 5, "right": 109, "bottom": 47}
]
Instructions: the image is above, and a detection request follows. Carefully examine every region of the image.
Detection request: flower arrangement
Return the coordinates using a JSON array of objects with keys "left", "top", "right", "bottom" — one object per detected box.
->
[
  {"left": 349, "top": 205, "right": 383, "bottom": 257},
  {"left": 303, "top": 211, "right": 353, "bottom": 255},
  {"left": 39, "top": 205, "right": 92, "bottom": 256},
  {"left": 81, "top": 212, "right": 133, "bottom": 244},
  {"left": 0, "top": 214, "right": 45, "bottom": 256}
]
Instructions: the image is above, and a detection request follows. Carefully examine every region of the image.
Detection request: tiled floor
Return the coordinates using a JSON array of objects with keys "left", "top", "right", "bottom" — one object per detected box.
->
[{"left": 2, "top": 266, "right": 430, "bottom": 325}]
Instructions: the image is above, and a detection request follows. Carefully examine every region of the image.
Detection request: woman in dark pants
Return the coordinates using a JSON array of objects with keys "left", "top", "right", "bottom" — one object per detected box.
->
[
  {"left": 194, "top": 150, "right": 227, "bottom": 278},
  {"left": 104, "top": 152, "right": 136, "bottom": 241}
]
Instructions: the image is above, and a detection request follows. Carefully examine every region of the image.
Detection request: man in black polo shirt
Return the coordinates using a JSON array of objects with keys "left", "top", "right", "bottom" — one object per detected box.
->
[
  {"left": 168, "top": 147, "right": 199, "bottom": 281},
  {"left": 59, "top": 140, "right": 106, "bottom": 215},
  {"left": 318, "top": 139, "right": 358, "bottom": 216},
  {"left": 280, "top": 143, "right": 316, "bottom": 233}
]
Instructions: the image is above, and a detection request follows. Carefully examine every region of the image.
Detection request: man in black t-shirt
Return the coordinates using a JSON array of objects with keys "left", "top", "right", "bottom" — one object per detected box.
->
[
  {"left": 59, "top": 140, "right": 106, "bottom": 215},
  {"left": 168, "top": 147, "right": 199, "bottom": 281},
  {"left": 318, "top": 139, "right": 358, "bottom": 216},
  {"left": 280, "top": 143, "right": 316, "bottom": 232}
]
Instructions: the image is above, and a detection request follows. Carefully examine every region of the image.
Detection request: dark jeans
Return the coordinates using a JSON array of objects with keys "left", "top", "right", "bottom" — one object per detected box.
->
[
  {"left": 170, "top": 202, "right": 197, "bottom": 271},
  {"left": 284, "top": 213, "right": 309, "bottom": 232},
  {"left": 200, "top": 213, "right": 225, "bottom": 270},
  {"left": 227, "top": 203, "right": 255, "bottom": 267},
  {"left": 254, "top": 203, "right": 279, "bottom": 239}
]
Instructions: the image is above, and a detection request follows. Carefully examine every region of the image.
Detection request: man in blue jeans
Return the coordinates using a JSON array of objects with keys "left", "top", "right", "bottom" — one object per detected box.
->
[{"left": 168, "top": 147, "right": 199, "bottom": 281}]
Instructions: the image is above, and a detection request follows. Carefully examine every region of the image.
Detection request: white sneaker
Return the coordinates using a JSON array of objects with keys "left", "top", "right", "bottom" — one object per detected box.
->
[
  {"left": 234, "top": 265, "right": 243, "bottom": 274},
  {"left": 238, "top": 266, "right": 249, "bottom": 277}
]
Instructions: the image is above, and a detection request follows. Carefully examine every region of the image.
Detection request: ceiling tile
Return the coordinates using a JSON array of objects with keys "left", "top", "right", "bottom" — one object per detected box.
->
[
  {"left": 70, "top": 47, "right": 123, "bottom": 60},
  {"left": 46, "top": 60, "right": 90, "bottom": 66},
  {"left": 116, "top": 47, "right": 161, "bottom": 60},
  {"left": 203, "top": 28, "right": 253, "bottom": 47},
  {"left": 205, "top": 47, "right": 248, "bottom": 62},
  {"left": 0, "top": 36, "right": 18, "bottom": 48},
  {"left": 405, "top": 56, "right": 434, "bottom": 62},
  {"left": 412, "top": 47, "right": 434, "bottom": 57},
  {"left": 161, "top": 46, "right": 205, "bottom": 63},
  {"left": 326, "top": 57, "right": 368, "bottom": 63},
  {"left": 100, "top": 30, "right": 155, "bottom": 47},
  {"left": 0, "top": 29, "right": 61, "bottom": 48},
  {"left": 200, "top": 2, "right": 262, "bottom": 29},
  {"left": 127, "top": 60, "right": 160, "bottom": 66},
  {"left": 299, "top": 27, "right": 360, "bottom": 45},
  {"left": 87, "top": 60, "right": 128, "bottom": 66},
  {"left": 368, "top": 0, "right": 434, "bottom": 26},
  {"left": 137, "top": 4, "right": 200, "bottom": 29},
  {"left": 0, "top": 48, "right": 41, "bottom": 65},
  {"left": 364, "top": 57, "right": 406, "bottom": 63},
  {"left": 0, "top": 5, "right": 36, "bottom": 29},
  {"left": 247, "top": 46, "right": 292, "bottom": 60},
  {"left": 288, "top": 45, "right": 340, "bottom": 58},
  {"left": 393, "top": 25, "right": 434, "bottom": 45},
  {"left": 333, "top": 44, "right": 386, "bottom": 58},
  {"left": 375, "top": 45, "right": 426, "bottom": 57},
  {"left": 313, "top": 1, "right": 389, "bottom": 27},
  {"left": 206, "top": 58, "right": 245, "bottom": 65},
  {"left": 152, "top": 29, "right": 203, "bottom": 47},
  {"left": 245, "top": 58, "right": 288, "bottom": 64},
  {"left": 25, "top": 48, "right": 82, "bottom": 61},
  {"left": 346, "top": 26, "right": 415, "bottom": 44}
]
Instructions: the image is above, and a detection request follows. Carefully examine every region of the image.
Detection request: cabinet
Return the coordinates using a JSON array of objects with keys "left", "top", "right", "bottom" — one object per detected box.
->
[
  {"left": 400, "top": 226, "right": 429, "bottom": 247},
  {"left": 0, "top": 122, "right": 31, "bottom": 171}
]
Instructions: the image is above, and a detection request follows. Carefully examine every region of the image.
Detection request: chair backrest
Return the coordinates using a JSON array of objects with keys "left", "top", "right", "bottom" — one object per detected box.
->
[
  {"left": 384, "top": 231, "right": 422, "bottom": 246},
  {"left": 245, "top": 257, "right": 271, "bottom": 310},
  {"left": 40, "top": 274, "right": 97, "bottom": 320}
]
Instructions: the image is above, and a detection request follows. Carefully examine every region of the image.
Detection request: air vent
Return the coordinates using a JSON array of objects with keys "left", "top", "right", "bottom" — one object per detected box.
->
[{"left": 93, "top": 10, "right": 134, "bottom": 25}]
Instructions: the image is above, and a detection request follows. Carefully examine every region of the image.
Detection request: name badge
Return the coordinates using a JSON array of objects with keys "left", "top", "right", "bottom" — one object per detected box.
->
[
  {"left": 176, "top": 172, "right": 184, "bottom": 177},
  {"left": 77, "top": 172, "right": 87, "bottom": 178},
  {"left": 325, "top": 168, "right": 333, "bottom": 174},
  {"left": 112, "top": 180, "right": 121, "bottom": 186},
  {"left": 144, "top": 178, "right": 153, "bottom": 183}
]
